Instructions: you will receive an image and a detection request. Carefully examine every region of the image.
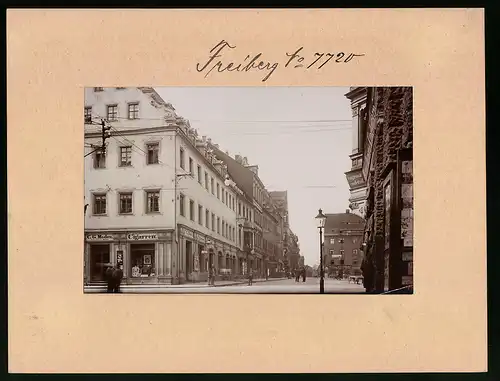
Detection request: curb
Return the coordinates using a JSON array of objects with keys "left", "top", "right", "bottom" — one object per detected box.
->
[{"left": 84, "top": 278, "right": 288, "bottom": 291}]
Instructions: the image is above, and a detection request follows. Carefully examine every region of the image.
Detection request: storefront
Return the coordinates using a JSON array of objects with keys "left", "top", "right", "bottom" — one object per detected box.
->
[
  {"left": 84, "top": 230, "right": 174, "bottom": 286},
  {"left": 178, "top": 225, "right": 240, "bottom": 282}
]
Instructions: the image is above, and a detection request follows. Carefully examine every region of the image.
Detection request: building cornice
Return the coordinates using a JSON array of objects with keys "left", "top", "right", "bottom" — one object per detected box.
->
[{"left": 344, "top": 87, "right": 368, "bottom": 100}]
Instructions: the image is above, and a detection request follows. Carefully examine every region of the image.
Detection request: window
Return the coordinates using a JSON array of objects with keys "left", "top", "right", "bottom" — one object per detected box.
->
[
  {"left": 217, "top": 217, "right": 221, "bottom": 234},
  {"left": 189, "top": 157, "right": 194, "bottom": 175},
  {"left": 205, "top": 172, "right": 209, "bottom": 190},
  {"left": 93, "top": 193, "right": 107, "bottom": 215},
  {"left": 198, "top": 205, "right": 203, "bottom": 225},
  {"left": 179, "top": 193, "right": 185, "bottom": 216},
  {"left": 179, "top": 148, "right": 185, "bottom": 169},
  {"left": 189, "top": 200, "right": 195, "bottom": 221},
  {"left": 222, "top": 221, "right": 225, "bottom": 237},
  {"left": 146, "top": 143, "right": 159, "bottom": 164},
  {"left": 205, "top": 209, "right": 209, "bottom": 228},
  {"left": 221, "top": 189, "right": 225, "bottom": 204},
  {"left": 94, "top": 149, "right": 106, "bottom": 169},
  {"left": 211, "top": 178, "right": 214, "bottom": 194},
  {"left": 84, "top": 107, "right": 92, "bottom": 123},
  {"left": 146, "top": 191, "right": 160, "bottom": 213},
  {"left": 330, "top": 238, "right": 335, "bottom": 245},
  {"left": 211, "top": 213, "right": 215, "bottom": 232},
  {"left": 106, "top": 104, "right": 118, "bottom": 121},
  {"left": 217, "top": 183, "right": 220, "bottom": 199},
  {"left": 94, "top": 87, "right": 103, "bottom": 92},
  {"left": 197, "top": 165, "right": 202, "bottom": 184},
  {"left": 119, "top": 193, "right": 133, "bottom": 214},
  {"left": 128, "top": 103, "right": 139, "bottom": 119},
  {"left": 120, "top": 146, "right": 132, "bottom": 167},
  {"left": 329, "top": 250, "right": 334, "bottom": 255},
  {"left": 238, "top": 203, "right": 242, "bottom": 215}
]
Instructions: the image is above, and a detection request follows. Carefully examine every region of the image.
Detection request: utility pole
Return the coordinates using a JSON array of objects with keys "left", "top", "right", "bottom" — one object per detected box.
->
[
  {"left": 101, "top": 119, "right": 112, "bottom": 153},
  {"left": 84, "top": 119, "right": 112, "bottom": 158}
]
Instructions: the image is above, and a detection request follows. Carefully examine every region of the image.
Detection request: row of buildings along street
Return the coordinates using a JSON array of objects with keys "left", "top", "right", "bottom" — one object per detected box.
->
[{"left": 83, "top": 87, "right": 302, "bottom": 288}]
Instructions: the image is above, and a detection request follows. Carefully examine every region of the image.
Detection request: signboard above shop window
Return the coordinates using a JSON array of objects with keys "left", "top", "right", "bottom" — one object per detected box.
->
[
  {"left": 127, "top": 233, "right": 158, "bottom": 241},
  {"left": 86, "top": 233, "right": 114, "bottom": 241}
]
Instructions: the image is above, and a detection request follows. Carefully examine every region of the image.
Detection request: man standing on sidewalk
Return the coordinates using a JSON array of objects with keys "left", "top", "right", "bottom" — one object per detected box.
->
[{"left": 248, "top": 268, "right": 253, "bottom": 286}]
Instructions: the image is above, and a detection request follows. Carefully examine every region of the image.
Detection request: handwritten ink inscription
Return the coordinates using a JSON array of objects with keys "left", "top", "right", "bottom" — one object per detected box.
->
[{"left": 196, "top": 40, "right": 365, "bottom": 82}]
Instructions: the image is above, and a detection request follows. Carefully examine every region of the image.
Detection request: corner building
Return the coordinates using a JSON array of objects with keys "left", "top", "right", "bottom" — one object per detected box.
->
[{"left": 84, "top": 87, "right": 240, "bottom": 287}]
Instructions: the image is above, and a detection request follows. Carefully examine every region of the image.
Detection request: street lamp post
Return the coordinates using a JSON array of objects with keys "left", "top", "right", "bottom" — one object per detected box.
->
[{"left": 315, "top": 208, "right": 327, "bottom": 294}]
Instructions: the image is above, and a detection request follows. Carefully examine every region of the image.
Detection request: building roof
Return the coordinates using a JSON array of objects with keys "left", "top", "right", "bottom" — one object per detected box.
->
[
  {"left": 324, "top": 212, "right": 365, "bottom": 233},
  {"left": 212, "top": 147, "right": 255, "bottom": 201}
]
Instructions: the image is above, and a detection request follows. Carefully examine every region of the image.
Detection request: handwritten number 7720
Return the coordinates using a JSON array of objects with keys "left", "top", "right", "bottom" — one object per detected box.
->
[{"left": 308, "top": 52, "right": 362, "bottom": 69}]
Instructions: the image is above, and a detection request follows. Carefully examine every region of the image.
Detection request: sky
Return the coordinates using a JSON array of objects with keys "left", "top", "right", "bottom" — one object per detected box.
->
[{"left": 155, "top": 87, "right": 352, "bottom": 267}]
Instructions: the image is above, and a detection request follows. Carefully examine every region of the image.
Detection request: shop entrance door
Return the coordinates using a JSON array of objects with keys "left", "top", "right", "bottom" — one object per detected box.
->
[{"left": 90, "top": 244, "right": 111, "bottom": 282}]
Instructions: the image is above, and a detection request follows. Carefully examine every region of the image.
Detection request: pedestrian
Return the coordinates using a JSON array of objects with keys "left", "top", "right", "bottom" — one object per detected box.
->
[
  {"left": 302, "top": 267, "right": 306, "bottom": 282},
  {"left": 112, "top": 264, "right": 124, "bottom": 293},
  {"left": 248, "top": 267, "right": 253, "bottom": 286},
  {"left": 105, "top": 264, "right": 114, "bottom": 293},
  {"left": 361, "top": 256, "right": 374, "bottom": 293},
  {"left": 210, "top": 265, "right": 216, "bottom": 286}
]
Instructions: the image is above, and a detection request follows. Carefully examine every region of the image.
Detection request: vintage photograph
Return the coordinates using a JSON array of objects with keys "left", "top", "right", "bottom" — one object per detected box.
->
[{"left": 83, "top": 86, "right": 413, "bottom": 294}]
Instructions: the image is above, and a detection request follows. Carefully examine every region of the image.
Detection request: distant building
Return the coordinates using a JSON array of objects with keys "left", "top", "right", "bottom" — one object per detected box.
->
[
  {"left": 323, "top": 210, "right": 365, "bottom": 277},
  {"left": 213, "top": 151, "right": 291, "bottom": 278},
  {"left": 270, "top": 191, "right": 301, "bottom": 272}
]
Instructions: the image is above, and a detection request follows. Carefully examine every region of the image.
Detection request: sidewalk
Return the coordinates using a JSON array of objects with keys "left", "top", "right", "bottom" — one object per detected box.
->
[{"left": 84, "top": 277, "right": 287, "bottom": 293}]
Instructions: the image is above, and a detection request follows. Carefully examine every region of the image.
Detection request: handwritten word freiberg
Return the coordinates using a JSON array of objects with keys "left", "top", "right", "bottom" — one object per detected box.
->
[{"left": 196, "top": 40, "right": 365, "bottom": 82}]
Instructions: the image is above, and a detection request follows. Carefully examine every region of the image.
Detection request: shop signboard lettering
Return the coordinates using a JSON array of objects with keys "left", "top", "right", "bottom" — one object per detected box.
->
[
  {"left": 346, "top": 170, "right": 365, "bottom": 189},
  {"left": 86, "top": 233, "right": 114, "bottom": 241},
  {"left": 127, "top": 233, "right": 158, "bottom": 241},
  {"left": 402, "top": 276, "right": 413, "bottom": 286},
  {"left": 181, "top": 228, "right": 194, "bottom": 240},
  {"left": 402, "top": 251, "right": 413, "bottom": 262}
]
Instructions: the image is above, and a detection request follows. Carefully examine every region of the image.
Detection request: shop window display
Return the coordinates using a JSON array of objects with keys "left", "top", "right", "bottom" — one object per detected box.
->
[{"left": 130, "top": 244, "right": 156, "bottom": 277}]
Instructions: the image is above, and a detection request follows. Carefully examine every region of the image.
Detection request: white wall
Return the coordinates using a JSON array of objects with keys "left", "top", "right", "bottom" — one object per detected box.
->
[
  {"left": 85, "top": 131, "right": 177, "bottom": 231},
  {"left": 84, "top": 87, "right": 173, "bottom": 131},
  {"left": 175, "top": 135, "right": 238, "bottom": 248}
]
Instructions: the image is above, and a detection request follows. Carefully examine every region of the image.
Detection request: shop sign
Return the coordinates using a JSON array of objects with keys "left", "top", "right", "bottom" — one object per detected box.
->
[
  {"left": 402, "top": 276, "right": 413, "bottom": 286},
  {"left": 127, "top": 233, "right": 158, "bottom": 241},
  {"left": 86, "top": 233, "right": 114, "bottom": 241},
  {"left": 116, "top": 250, "right": 124, "bottom": 265},
  {"left": 180, "top": 228, "right": 194, "bottom": 240},
  {"left": 346, "top": 170, "right": 365, "bottom": 189},
  {"left": 402, "top": 251, "right": 413, "bottom": 262}
]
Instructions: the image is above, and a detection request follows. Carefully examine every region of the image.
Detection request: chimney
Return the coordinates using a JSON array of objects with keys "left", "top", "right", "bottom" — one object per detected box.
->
[
  {"left": 202, "top": 136, "right": 207, "bottom": 142},
  {"left": 346, "top": 209, "right": 350, "bottom": 214},
  {"left": 235, "top": 154, "right": 242, "bottom": 163}
]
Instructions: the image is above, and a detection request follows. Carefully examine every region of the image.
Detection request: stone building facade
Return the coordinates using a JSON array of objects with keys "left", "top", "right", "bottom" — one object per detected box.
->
[{"left": 354, "top": 87, "right": 414, "bottom": 292}]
